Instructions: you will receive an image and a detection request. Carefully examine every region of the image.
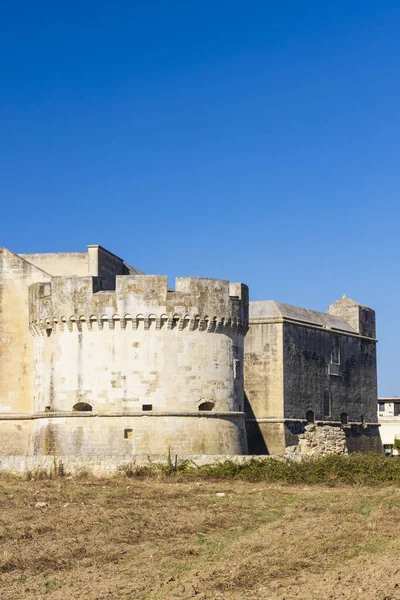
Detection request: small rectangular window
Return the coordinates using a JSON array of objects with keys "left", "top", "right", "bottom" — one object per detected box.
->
[
  {"left": 394, "top": 403, "right": 400, "bottom": 416},
  {"left": 328, "top": 363, "right": 341, "bottom": 376},
  {"left": 142, "top": 404, "right": 152, "bottom": 411},
  {"left": 384, "top": 444, "right": 393, "bottom": 456},
  {"left": 124, "top": 429, "right": 133, "bottom": 439},
  {"left": 379, "top": 403, "right": 385, "bottom": 412}
]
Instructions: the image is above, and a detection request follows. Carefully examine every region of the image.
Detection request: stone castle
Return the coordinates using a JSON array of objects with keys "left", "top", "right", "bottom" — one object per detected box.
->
[
  {"left": 245, "top": 298, "right": 380, "bottom": 455},
  {"left": 0, "top": 244, "right": 380, "bottom": 464}
]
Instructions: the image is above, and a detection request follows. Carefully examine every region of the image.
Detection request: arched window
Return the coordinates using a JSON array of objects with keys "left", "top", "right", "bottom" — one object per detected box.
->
[
  {"left": 306, "top": 410, "right": 315, "bottom": 423},
  {"left": 340, "top": 412, "right": 348, "bottom": 425},
  {"left": 73, "top": 402, "right": 92, "bottom": 412},
  {"left": 199, "top": 402, "right": 215, "bottom": 411}
]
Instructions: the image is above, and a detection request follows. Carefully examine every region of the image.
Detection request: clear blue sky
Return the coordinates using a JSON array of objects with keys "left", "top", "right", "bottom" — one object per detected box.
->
[{"left": 1, "top": 1, "right": 399, "bottom": 395}]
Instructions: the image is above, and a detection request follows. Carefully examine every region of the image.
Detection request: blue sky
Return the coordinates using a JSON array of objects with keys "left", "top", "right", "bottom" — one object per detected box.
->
[{"left": 1, "top": 1, "right": 399, "bottom": 394}]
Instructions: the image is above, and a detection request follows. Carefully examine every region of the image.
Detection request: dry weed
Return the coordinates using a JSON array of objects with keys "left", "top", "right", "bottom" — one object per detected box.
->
[{"left": 1, "top": 479, "right": 400, "bottom": 599}]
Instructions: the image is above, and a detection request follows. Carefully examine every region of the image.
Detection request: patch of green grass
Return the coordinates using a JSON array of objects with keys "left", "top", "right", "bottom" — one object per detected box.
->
[
  {"left": 357, "top": 502, "right": 372, "bottom": 517},
  {"left": 45, "top": 578, "right": 60, "bottom": 594}
]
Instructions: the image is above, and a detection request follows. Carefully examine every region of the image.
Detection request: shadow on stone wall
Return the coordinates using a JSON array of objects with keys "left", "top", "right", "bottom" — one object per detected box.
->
[
  {"left": 345, "top": 424, "right": 383, "bottom": 454},
  {"left": 244, "top": 393, "right": 268, "bottom": 454}
]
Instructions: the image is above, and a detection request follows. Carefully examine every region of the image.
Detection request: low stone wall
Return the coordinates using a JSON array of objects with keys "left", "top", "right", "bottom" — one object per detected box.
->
[
  {"left": 247, "top": 419, "right": 382, "bottom": 456},
  {"left": 287, "top": 424, "right": 348, "bottom": 456},
  {"left": 0, "top": 454, "right": 266, "bottom": 477}
]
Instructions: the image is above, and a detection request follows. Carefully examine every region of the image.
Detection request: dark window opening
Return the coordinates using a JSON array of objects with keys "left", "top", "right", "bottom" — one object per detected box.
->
[
  {"left": 384, "top": 444, "right": 393, "bottom": 456},
  {"left": 341, "top": 412, "right": 348, "bottom": 425},
  {"left": 379, "top": 403, "right": 385, "bottom": 412},
  {"left": 331, "top": 335, "right": 340, "bottom": 365},
  {"left": 306, "top": 410, "right": 315, "bottom": 423},
  {"left": 45, "top": 406, "right": 51, "bottom": 412},
  {"left": 73, "top": 402, "right": 92, "bottom": 412},
  {"left": 394, "top": 403, "right": 400, "bottom": 416},
  {"left": 142, "top": 404, "right": 152, "bottom": 411},
  {"left": 322, "top": 392, "right": 330, "bottom": 417},
  {"left": 124, "top": 429, "right": 133, "bottom": 439},
  {"left": 199, "top": 402, "right": 215, "bottom": 411},
  {"left": 234, "top": 359, "right": 241, "bottom": 379}
]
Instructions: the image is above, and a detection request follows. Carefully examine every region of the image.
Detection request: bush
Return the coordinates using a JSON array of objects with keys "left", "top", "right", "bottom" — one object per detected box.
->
[{"left": 120, "top": 453, "right": 400, "bottom": 486}]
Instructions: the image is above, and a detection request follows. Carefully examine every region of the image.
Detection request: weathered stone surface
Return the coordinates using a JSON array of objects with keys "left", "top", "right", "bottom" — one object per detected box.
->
[
  {"left": 245, "top": 296, "right": 380, "bottom": 455},
  {"left": 0, "top": 245, "right": 249, "bottom": 456},
  {"left": 286, "top": 424, "right": 348, "bottom": 456}
]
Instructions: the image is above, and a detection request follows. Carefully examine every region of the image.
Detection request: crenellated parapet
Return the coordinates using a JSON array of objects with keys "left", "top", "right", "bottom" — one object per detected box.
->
[{"left": 29, "top": 274, "right": 249, "bottom": 336}]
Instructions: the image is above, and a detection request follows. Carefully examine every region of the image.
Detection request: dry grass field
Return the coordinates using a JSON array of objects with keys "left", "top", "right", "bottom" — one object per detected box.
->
[{"left": 1, "top": 474, "right": 400, "bottom": 599}]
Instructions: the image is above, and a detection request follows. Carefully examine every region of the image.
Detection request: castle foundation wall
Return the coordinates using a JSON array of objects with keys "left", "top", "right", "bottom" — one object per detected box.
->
[
  {"left": 344, "top": 424, "right": 383, "bottom": 453},
  {"left": 0, "top": 412, "right": 248, "bottom": 456},
  {"left": 246, "top": 419, "right": 382, "bottom": 455}
]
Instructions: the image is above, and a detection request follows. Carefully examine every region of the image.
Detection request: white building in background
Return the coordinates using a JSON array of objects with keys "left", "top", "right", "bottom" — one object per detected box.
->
[{"left": 378, "top": 398, "right": 400, "bottom": 455}]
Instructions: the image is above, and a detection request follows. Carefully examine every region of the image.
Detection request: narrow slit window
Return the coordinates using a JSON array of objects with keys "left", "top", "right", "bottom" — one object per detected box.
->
[
  {"left": 322, "top": 392, "right": 331, "bottom": 417},
  {"left": 234, "top": 359, "right": 241, "bottom": 379},
  {"left": 142, "top": 404, "right": 152, "bottom": 411},
  {"left": 331, "top": 335, "right": 340, "bottom": 365}
]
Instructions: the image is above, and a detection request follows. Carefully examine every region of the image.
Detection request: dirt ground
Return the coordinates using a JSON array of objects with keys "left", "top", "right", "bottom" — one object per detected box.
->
[{"left": 1, "top": 477, "right": 400, "bottom": 599}]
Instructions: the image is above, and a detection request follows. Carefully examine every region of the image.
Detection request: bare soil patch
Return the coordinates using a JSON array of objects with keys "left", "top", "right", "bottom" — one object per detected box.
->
[{"left": 1, "top": 477, "right": 400, "bottom": 599}]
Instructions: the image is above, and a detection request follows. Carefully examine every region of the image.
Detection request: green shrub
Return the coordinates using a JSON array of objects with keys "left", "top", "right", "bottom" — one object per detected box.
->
[{"left": 121, "top": 452, "right": 400, "bottom": 486}]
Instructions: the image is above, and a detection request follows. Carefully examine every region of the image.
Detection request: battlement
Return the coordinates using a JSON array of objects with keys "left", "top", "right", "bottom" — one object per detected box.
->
[{"left": 29, "top": 274, "right": 249, "bottom": 335}]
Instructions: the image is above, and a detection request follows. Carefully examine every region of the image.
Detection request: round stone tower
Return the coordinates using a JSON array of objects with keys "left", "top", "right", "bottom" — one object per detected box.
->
[{"left": 29, "top": 274, "right": 249, "bottom": 456}]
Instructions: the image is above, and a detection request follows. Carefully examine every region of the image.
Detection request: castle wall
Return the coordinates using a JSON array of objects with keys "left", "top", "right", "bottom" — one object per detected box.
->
[
  {"left": 244, "top": 321, "right": 284, "bottom": 453},
  {"left": 244, "top": 321, "right": 284, "bottom": 418},
  {"left": 20, "top": 271, "right": 249, "bottom": 456},
  {"left": 0, "top": 249, "right": 52, "bottom": 414},
  {"left": 244, "top": 303, "right": 378, "bottom": 455},
  {"left": 34, "top": 326, "right": 243, "bottom": 413},
  {"left": 0, "top": 419, "right": 32, "bottom": 454},
  {"left": 283, "top": 323, "right": 378, "bottom": 423},
  {"left": 328, "top": 297, "right": 376, "bottom": 338},
  {"left": 245, "top": 421, "right": 287, "bottom": 454},
  {"left": 95, "top": 245, "right": 127, "bottom": 289},
  {"left": 344, "top": 424, "right": 382, "bottom": 453},
  {"left": 0, "top": 413, "right": 247, "bottom": 456},
  {"left": 30, "top": 274, "right": 248, "bottom": 415},
  {"left": 19, "top": 252, "right": 89, "bottom": 277},
  {"left": 20, "top": 245, "right": 129, "bottom": 290}
]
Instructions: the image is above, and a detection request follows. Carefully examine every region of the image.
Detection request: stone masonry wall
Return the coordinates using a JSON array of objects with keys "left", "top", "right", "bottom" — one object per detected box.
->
[
  {"left": 0, "top": 454, "right": 269, "bottom": 477},
  {"left": 0, "top": 249, "right": 52, "bottom": 414},
  {"left": 287, "top": 424, "right": 348, "bottom": 456},
  {"left": 30, "top": 275, "right": 248, "bottom": 415},
  {"left": 0, "top": 413, "right": 248, "bottom": 456},
  {"left": 283, "top": 322, "right": 378, "bottom": 424}
]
